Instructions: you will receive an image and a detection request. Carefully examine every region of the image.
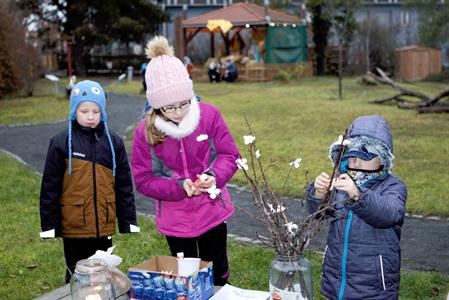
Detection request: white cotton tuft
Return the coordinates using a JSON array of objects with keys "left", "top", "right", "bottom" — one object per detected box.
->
[{"left": 145, "top": 36, "right": 174, "bottom": 59}]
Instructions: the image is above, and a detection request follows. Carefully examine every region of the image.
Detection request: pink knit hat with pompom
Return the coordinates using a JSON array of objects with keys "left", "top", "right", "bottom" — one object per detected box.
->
[{"left": 144, "top": 36, "right": 194, "bottom": 109}]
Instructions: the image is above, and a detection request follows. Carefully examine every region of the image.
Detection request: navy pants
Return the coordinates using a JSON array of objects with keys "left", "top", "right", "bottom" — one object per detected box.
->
[
  {"left": 165, "top": 222, "right": 229, "bottom": 286},
  {"left": 63, "top": 237, "right": 112, "bottom": 283}
]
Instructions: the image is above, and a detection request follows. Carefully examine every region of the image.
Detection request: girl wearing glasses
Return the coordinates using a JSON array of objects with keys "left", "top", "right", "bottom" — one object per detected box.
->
[{"left": 131, "top": 36, "right": 240, "bottom": 286}]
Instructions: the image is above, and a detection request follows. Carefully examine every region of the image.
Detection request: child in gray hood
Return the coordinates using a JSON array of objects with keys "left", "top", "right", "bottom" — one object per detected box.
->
[{"left": 308, "top": 115, "right": 407, "bottom": 300}]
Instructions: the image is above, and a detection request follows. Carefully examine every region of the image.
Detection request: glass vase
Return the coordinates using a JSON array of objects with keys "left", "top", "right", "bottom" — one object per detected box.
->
[
  {"left": 70, "top": 258, "right": 115, "bottom": 300},
  {"left": 269, "top": 254, "right": 313, "bottom": 300}
]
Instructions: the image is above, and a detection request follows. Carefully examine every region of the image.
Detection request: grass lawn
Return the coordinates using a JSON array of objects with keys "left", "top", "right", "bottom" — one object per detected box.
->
[
  {"left": 108, "top": 78, "right": 449, "bottom": 217},
  {"left": 0, "top": 79, "right": 69, "bottom": 125},
  {"left": 1, "top": 77, "right": 448, "bottom": 217},
  {"left": 0, "top": 152, "right": 448, "bottom": 299}
]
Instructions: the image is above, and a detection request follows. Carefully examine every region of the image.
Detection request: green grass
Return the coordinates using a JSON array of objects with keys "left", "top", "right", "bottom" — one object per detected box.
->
[
  {"left": 0, "top": 151, "right": 448, "bottom": 299},
  {"left": 107, "top": 78, "right": 449, "bottom": 217},
  {"left": 0, "top": 79, "right": 68, "bottom": 125},
  {"left": 1, "top": 77, "right": 448, "bottom": 216}
]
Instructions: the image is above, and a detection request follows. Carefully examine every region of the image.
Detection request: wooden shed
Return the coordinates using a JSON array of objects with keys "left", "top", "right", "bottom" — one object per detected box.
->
[{"left": 395, "top": 46, "right": 442, "bottom": 81}]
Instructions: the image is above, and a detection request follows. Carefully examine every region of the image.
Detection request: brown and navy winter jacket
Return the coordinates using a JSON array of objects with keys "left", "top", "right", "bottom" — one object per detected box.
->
[{"left": 40, "top": 121, "right": 137, "bottom": 238}]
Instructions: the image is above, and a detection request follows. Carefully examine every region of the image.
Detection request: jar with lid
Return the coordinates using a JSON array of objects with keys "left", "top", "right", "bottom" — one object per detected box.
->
[{"left": 70, "top": 258, "right": 115, "bottom": 300}]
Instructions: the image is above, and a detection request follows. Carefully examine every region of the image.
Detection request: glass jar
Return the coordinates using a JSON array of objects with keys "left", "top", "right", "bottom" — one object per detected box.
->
[
  {"left": 70, "top": 258, "right": 115, "bottom": 300},
  {"left": 269, "top": 254, "right": 313, "bottom": 300}
]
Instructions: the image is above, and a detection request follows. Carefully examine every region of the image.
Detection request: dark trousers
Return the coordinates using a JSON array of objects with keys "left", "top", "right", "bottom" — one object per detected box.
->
[
  {"left": 63, "top": 237, "right": 113, "bottom": 283},
  {"left": 165, "top": 222, "right": 229, "bottom": 286}
]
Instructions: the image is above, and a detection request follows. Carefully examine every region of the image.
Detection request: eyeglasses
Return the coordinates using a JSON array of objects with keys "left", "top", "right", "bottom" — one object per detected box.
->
[{"left": 161, "top": 100, "right": 191, "bottom": 113}]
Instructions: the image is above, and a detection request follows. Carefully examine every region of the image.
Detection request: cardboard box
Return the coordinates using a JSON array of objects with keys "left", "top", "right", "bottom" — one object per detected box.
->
[{"left": 128, "top": 256, "right": 214, "bottom": 300}]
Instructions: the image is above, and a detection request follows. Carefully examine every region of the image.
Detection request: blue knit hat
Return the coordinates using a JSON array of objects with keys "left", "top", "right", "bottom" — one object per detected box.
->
[{"left": 68, "top": 80, "right": 116, "bottom": 176}]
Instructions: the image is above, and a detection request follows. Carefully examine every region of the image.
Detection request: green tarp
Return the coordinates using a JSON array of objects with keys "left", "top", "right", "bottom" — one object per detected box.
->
[{"left": 265, "top": 25, "right": 308, "bottom": 64}]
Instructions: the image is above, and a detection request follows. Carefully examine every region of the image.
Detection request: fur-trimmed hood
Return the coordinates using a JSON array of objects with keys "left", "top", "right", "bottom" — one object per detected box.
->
[{"left": 329, "top": 115, "right": 395, "bottom": 173}]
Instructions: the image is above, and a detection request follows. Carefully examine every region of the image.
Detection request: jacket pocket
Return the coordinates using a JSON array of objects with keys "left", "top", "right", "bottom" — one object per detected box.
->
[
  {"left": 61, "top": 196, "right": 85, "bottom": 229},
  {"left": 106, "top": 195, "right": 116, "bottom": 224}
]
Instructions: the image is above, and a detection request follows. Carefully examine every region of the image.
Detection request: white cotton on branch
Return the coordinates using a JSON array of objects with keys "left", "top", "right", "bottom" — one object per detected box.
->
[
  {"left": 206, "top": 185, "right": 221, "bottom": 199},
  {"left": 289, "top": 158, "right": 302, "bottom": 169},
  {"left": 243, "top": 135, "right": 256, "bottom": 145},
  {"left": 337, "top": 134, "right": 351, "bottom": 146},
  {"left": 285, "top": 222, "right": 298, "bottom": 235},
  {"left": 267, "top": 203, "right": 286, "bottom": 214},
  {"left": 255, "top": 149, "right": 261, "bottom": 159},
  {"left": 236, "top": 158, "right": 249, "bottom": 170}
]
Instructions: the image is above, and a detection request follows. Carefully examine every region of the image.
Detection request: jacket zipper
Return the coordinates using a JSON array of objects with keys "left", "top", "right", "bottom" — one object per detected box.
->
[
  {"left": 338, "top": 210, "right": 353, "bottom": 300},
  {"left": 92, "top": 135, "right": 100, "bottom": 238},
  {"left": 379, "top": 255, "right": 386, "bottom": 290},
  {"left": 179, "top": 140, "right": 194, "bottom": 229}
]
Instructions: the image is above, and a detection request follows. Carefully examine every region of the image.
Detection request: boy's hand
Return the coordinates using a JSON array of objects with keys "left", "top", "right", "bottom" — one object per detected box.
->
[
  {"left": 333, "top": 173, "right": 361, "bottom": 200},
  {"left": 194, "top": 174, "right": 217, "bottom": 193},
  {"left": 314, "top": 172, "right": 331, "bottom": 199}
]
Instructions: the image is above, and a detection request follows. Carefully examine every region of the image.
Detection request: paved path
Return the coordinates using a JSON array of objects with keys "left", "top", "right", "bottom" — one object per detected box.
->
[{"left": 1, "top": 92, "right": 448, "bottom": 276}]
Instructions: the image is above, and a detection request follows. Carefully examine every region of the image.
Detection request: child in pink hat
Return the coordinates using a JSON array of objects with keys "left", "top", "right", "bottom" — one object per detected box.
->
[{"left": 131, "top": 36, "right": 240, "bottom": 286}]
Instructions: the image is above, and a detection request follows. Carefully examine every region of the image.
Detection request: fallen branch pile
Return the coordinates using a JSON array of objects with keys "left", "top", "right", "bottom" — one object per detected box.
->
[{"left": 368, "top": 68, "right": 449, "bottom": 113}]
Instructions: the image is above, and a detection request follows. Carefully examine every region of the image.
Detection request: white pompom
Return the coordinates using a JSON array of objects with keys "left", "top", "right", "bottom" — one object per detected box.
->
[{"left": 145, "top": 36, "right": 174, "bottom": 59}]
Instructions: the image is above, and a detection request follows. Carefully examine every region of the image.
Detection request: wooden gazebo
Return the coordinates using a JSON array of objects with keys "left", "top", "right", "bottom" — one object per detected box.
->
[{"left": 181, "top": 3, "right": 302, "bottom": 58}]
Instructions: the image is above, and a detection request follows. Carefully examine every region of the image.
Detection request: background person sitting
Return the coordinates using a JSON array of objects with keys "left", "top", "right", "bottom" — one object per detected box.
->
[
  {"left": 207, "top": 59, "right": 221, "bottom": 83},
  {"left": 222, "top": 59, "right": 238, "bottom": 82}
]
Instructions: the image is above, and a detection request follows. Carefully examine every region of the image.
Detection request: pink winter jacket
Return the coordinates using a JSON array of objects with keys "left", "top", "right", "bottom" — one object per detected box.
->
[{"left": 131, "top": 102, "right": 239, "bottom": 237}]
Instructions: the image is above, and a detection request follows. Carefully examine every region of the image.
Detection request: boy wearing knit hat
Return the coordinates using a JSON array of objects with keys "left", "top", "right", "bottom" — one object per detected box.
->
[
  {"left": 131, "top": 36, "right": 240, "bottom": 286},
  {"left": 40, "top": 80, "right": 139, "bottom": 283},
  {"left": 307, "top": 115, "right": 407, "bottom": 300}
]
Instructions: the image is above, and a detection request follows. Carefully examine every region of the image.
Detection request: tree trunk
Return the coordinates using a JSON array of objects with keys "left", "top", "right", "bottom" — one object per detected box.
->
[{"left": 338, "top": 42, "right": 343, "bottom": 100}]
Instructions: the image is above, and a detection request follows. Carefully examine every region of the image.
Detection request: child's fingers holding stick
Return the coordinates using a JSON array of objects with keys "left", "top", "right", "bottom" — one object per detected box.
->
[
  {"left": 333, "top": 173, "right": 360, "bottom": 199},
  {"left": 314, "top": 172, "right": 331, "bottom": 198}
]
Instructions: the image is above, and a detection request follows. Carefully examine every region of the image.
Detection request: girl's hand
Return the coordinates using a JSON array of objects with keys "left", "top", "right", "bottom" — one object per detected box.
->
[
  {"left": 183, "top": 179, "right": 197, "bottom": 197},
  {"left": 314, "top": 172, "right": 331, "bottom": 199},
  {"left": 195, "top": 174, "right": 217, "bottom": 193},
  {"left": 333, "top": 173, "right": 361, "bottom": 199}
]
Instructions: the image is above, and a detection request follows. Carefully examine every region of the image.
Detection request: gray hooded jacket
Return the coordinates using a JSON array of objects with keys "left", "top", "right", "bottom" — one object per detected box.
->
[{"left": 307, "top": 115, "right": 407, "bottom": 300}]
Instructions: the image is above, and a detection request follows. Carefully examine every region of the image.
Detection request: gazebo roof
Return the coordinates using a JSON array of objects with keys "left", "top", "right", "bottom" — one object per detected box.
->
[{"left": 182, "top": 3, "right": 302, "bottom": 29}]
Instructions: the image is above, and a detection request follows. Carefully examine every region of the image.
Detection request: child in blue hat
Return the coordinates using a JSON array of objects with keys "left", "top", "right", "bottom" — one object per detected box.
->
[
  {"left": 308, "top": 115, "right": 407, "bottom": 300},
  {"left": 40, "top": 80, "right": 139, "bottom": 283}
]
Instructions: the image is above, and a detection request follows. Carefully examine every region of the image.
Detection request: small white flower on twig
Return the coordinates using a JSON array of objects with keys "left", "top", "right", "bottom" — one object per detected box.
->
[
  {"left": 206, "top": 185, "right": 221, "bottom": 199},
  {"left": 243, "top": 135, "right": 256, "bottom": 145},
  {"left": 255, "top": 149, "right": 261, "bottom": 159},
  {"left": 236, "top": 158, "right": 249, "bottom": 170},
  {"left": 285, "top": 222, "right": 298, "bottom": 235},
  {"left": 337, "top": 134, "right": 351, "bottom": 146},
  {"left": 196, "top": 134, "right": 208, "bottom": 142},
  {"left": 267, "top": 203, "right": 286, "bottom": 214},
  {"left": 289, "top": 158, "right": 302, "bottom": 168}
]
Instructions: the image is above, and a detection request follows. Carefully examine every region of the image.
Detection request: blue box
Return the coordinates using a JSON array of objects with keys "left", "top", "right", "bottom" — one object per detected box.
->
[{"left": 128, "top": 256, "right": 214, "bottom": 300}]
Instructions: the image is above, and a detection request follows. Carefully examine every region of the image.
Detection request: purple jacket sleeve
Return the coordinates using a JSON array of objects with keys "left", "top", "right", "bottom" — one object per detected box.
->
[
  {"left": 208, "top": 110, "right": 240, "bottom": 188},
  {"left": 350, "top": 178, "right": 407, "bottom": 228},
  {"left": 131, "top": 123, "right": 187, "bottom": 201}
]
